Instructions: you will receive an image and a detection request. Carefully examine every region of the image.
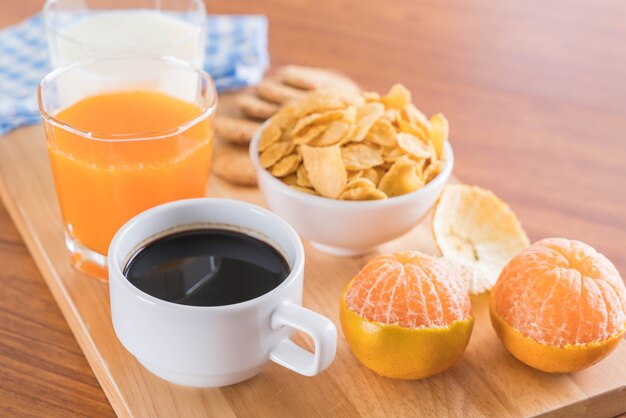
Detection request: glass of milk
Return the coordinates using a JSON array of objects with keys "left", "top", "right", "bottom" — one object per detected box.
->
[{"left": 43, "top": 0, "right": 206, "bottom": 69}]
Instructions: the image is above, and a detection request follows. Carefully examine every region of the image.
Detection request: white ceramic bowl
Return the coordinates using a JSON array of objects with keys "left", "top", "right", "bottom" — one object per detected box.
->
[{"left": 249, "top": 125, "right": 454, "bottom": 256}]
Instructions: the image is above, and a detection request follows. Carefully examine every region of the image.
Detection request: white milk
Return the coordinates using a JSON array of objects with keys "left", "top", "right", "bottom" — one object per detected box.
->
[{"left": 49, "top": 9, "right": 205, "bottom": 68}]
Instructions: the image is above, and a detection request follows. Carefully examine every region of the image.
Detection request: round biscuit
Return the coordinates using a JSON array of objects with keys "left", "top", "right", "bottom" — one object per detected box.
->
[
  {"left": 215, "top": 116, "right": 261, "bottom": 145},
  {"left": 212, "top": 142, "right": 257, "bottom": 187},
  {"left": 256, "top": 78, "right": 307, "bottom": 104},
  {"left": 276, "top": 65, "right": 360, "bottom": 95},
  {"left": 235, "top": 94, "right": 280, "bottom": 120}
]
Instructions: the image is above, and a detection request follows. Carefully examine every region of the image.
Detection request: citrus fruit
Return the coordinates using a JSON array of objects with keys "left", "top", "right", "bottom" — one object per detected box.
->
[
  {"left": 490, "top": 237, "right": 626, "bottom": 373},
  {"left": 340, "top": 251, "right": 474, "bottom": 379},
  {"left": 432, "top": 184, "right": 530, "bottom": 295}
]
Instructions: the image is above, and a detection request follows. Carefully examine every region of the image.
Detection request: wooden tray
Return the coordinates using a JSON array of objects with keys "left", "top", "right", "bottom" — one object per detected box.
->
[{"left": 1, "top": 123, "right": 625, "bottom": 417}]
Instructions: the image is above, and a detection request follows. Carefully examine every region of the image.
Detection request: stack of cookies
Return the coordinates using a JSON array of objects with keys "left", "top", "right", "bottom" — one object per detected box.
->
[{"left": 212, "top": 65, "right": 360, "bottom": 187}]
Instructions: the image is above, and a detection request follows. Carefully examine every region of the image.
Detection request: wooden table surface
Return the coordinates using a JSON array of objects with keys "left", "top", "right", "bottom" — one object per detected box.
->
[{"left": 1, "top": 1, "right": 625, "bottom": 416}]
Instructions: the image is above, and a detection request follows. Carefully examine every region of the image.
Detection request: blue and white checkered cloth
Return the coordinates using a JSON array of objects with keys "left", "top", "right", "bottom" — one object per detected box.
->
[{"left": 0, "top": 14, "right": 268, "bottom": 136}]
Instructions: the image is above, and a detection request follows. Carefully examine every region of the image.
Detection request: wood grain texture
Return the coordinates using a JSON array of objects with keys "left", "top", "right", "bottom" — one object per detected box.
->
[
  {"left": 1, "top": 0, "right": 626, "bottom": 416},
  {"left": 2, "top": 124, "right": 625, "bottom": 417},
  {"left": 0, "top": 205, "right": 115, "bottom": 417}
]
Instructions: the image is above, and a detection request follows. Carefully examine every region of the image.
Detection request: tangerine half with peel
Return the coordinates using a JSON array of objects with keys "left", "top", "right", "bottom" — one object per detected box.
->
[
  {"left": 490, "top": 238, "right": 626, "bottom": 373},
  {"left": 340, "top": 251, "right": 474, "bottom": 379}
]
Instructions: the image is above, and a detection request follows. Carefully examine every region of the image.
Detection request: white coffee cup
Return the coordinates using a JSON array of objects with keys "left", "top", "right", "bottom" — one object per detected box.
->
[{"left": 108, "top": 198, "right": 337, "bottom": 388}]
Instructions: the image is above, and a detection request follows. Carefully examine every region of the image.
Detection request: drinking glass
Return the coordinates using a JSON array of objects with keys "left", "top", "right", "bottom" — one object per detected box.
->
[
  {"left": 44, "top": 0, "right": 206, "bottom": 68},
  {"left": 38, "top": 56, "right": 217, "bottom": 279}
]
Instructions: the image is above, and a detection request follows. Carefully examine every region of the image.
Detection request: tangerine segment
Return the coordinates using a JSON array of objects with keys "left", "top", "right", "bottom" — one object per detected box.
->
[
  {"left": 490, "top": 298, "right": 625, "bottom": 373},
  {"left": 341, "top": 297, "right": 474, "bottom": 379},
  {"left": 344, "top": 252, "right": 472, "bottom": 329},
  {"left": 493, "top": 238, "right": 626, "bottom": 347}
]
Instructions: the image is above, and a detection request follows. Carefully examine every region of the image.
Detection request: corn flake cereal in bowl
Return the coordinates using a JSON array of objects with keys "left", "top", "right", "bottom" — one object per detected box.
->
[
  {"left": 250, "top": 85, "right": 454, "bottom": 256},
  {"left": 256, "top": 85, "right": 447, "bottom": 200}
]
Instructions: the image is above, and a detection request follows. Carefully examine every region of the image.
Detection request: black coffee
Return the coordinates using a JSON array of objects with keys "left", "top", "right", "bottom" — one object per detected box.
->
[{"left": 123, "top": 228, "right": 290, "bottom": 306}]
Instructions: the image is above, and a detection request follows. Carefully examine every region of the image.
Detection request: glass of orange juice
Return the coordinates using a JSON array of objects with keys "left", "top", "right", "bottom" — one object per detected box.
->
[{"left": 38, "top": 56, "right": 216, "bottom": 279}]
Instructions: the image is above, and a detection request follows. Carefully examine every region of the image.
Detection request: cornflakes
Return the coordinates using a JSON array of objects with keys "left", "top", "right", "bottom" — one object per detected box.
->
[{"left": 258, "top": 84, "right": 449, "bottom": 200}]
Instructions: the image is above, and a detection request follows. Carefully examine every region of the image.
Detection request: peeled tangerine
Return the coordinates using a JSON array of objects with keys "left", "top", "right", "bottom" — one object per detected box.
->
[
  {"left": 340, "top": 251, "right": 473, "bottom": 379},
  {"left": 491, "top": 238, "right": 626, "bottom": 373}
]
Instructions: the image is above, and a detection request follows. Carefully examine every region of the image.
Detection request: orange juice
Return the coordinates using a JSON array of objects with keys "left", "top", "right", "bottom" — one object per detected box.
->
[{"left": 46, "top": 90, "right": 213, "bottom": 257}]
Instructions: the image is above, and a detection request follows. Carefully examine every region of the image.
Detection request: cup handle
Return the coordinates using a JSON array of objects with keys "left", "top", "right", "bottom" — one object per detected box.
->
[{"left": 269, "top": 301, "right": 337, "bottom": 376}]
